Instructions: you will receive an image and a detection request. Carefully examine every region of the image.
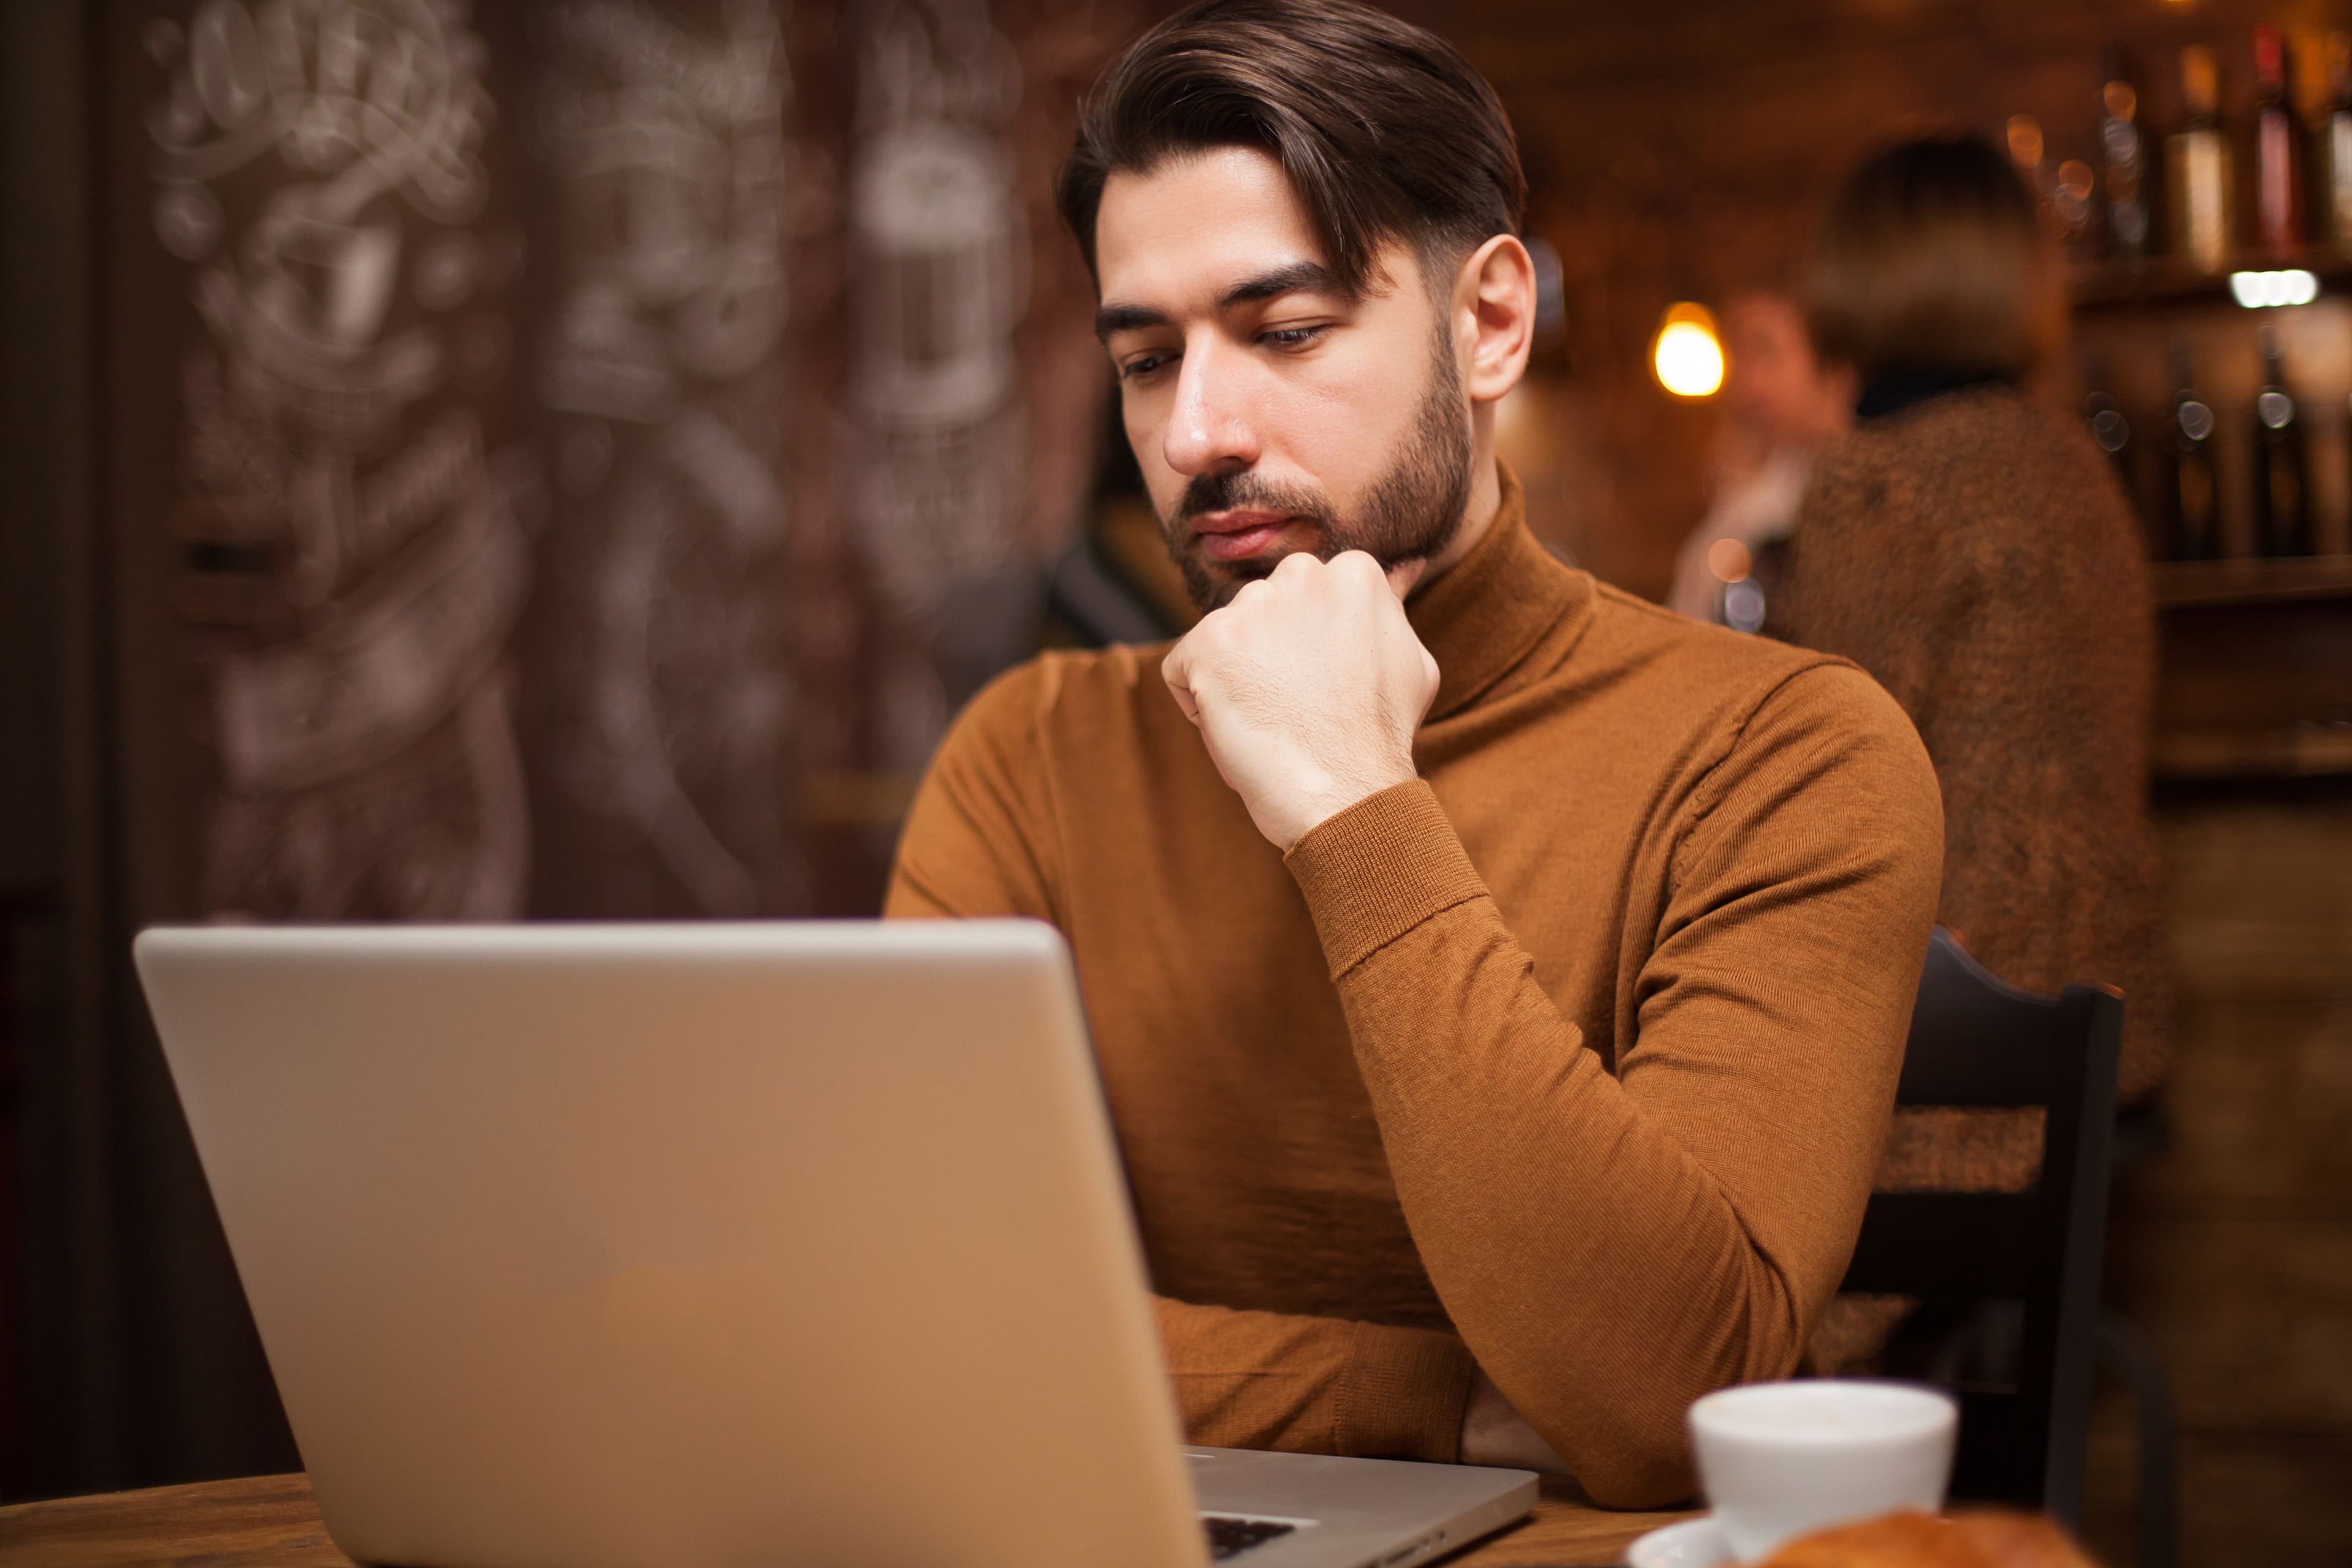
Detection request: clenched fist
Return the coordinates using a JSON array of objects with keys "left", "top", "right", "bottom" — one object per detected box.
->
[{"left": 1161, "top": 549, "right": 1440, "bottom": 851}]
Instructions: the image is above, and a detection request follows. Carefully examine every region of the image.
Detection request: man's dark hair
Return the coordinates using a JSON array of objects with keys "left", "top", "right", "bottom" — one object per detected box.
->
[{"left": 1054, "top": 0, "right": 1526, "bottom": 298}]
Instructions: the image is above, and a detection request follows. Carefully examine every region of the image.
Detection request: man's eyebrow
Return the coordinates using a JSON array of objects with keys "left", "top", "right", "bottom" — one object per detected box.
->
[
  {"left": 1218, "top": 261, "right": 1344, "bottom": 309},
  {"left": 1094, "top": 301, "right": 1169, "bottom": 341},
  {"left": 1093, "top": 262, "right": 1349, "bottom": 342}
]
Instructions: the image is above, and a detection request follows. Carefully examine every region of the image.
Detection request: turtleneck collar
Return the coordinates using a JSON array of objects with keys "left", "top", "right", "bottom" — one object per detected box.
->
[{"left": 1404, "top": 461, "right": 1591, "bottom": 723}]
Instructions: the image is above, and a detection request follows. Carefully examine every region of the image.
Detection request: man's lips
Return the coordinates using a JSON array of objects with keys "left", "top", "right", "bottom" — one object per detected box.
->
[{"left": 1189, "top": 510, "right": 1303, "bottom": 562}]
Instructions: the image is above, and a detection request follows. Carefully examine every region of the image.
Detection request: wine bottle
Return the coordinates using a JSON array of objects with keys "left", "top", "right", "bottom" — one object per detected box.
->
[
  {"left": 2100, "top": 49, "right": 2154, "bottom": 259},
  {"left": 2251, "top": 327, "right": 2313, "bottom": 556},
  {"left": 2318, "top": 34, "right": 2352, "bottom": 249},
  {"left": 2087, "top": 384, "right": 2159, "bottom": 556},
  {"left": 2253, "top": 26, "right": 2305, "bottom": 255},
  {"left": 2054, "top": 160, "right": 2098, "bottom": 251},
  {"left": 2168, "top": 47, "right": 2234, "bottom": 270},
  {"left": 2007, "top": 113, "right": 2057, "bottom": 230},
  {"left": 2082, "top": 367, "right": 2138, "bottom": 515},
  {"left": 2165, "top": 337, "right": 2221, "bottom": 560}
]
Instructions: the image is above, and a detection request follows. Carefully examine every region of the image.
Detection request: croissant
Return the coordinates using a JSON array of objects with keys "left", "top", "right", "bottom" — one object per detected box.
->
[{"left": 1760, "top": 1509, "right": 2100, "bottom": 1568}]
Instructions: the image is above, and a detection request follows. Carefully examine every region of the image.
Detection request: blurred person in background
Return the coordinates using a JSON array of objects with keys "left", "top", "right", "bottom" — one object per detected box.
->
[
  {"left": 1782, "top": 134, "right": 2172, "bottom": 1307},
  {"left": 1665, "top": 292, "right": 1854, "bottom": 626}
]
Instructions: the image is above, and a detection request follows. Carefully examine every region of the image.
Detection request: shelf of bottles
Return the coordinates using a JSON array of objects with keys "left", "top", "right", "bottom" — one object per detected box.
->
[{"left": 2029, "top": 27, "right": 2352, "bottom": 587}]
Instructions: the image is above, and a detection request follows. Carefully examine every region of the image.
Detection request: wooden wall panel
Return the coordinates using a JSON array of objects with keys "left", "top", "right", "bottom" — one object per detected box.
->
[
  {"left": 2108, "top": 1213, "right": 2352, "bottom": 1427},
  {"left": 2124, "top": 994, "right": 2352, "bottom": 1215},
  {"left": 2160, "top": 788, "right": 2352, "bottom": 990},
  {"left": 2078, "top": 786, "right": 2352, "bottom": 1567},
  {"left": 2168, "top": 1430, "right": 2352, "bottom": 1566}
]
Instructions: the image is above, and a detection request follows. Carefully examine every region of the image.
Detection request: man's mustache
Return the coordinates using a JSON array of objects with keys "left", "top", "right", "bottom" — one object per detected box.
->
[{"left": 1175, "top": 471, "right": 1336, "bottom": 527}]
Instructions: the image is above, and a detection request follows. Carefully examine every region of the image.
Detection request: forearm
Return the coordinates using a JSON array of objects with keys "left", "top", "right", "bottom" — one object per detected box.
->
[
  {"left": 1326, "top": 891, "right": 1806, "bottom": 1504},
  {"left": 1286, "top": 769, "right": 1933, "bottom": 1506},
  {"left": 1153, "top": 1294, "right": 1477, "bottom": 1463}
]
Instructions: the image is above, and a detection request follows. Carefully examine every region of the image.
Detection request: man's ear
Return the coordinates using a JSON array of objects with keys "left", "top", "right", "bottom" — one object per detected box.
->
[{"left": 1454, "top": 235, "right": 1536, "bottom": 407}]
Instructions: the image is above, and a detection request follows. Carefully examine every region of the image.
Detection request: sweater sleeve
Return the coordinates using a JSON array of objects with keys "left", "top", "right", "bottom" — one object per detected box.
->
[
  {"left": 886, "top": 660, "right": 1480, "bottom": 1464},
  {"left": 1151, "top": 1298, "right": 1477, "bottom": 1461},
  {"left": 1283, "top": 663, "right": 1943, "bottom": 1506}
]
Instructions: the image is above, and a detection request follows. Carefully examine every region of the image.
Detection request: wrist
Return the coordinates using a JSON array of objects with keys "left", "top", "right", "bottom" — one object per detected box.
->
[
  {"left": 1282, "top": 786, "right": 1373, "bottom": 852},
  {"left": 1460, "top": 1372, "right": 1571, "bottom": 1476},
  {"left": 1281, "top": 759, "right": 1419, "bottom": 851}
]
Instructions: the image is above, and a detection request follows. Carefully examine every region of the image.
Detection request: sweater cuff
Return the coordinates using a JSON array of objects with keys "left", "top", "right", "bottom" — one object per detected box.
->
[
  {"left": 1283, "top": 780, "right": 1490, "bottom": 979},
  {"left": 1335, "top": 1319, "right": 1479, "bottom": 1462}
]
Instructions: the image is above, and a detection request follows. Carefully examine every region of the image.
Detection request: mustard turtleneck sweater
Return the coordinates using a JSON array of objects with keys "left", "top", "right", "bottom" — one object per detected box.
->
[{"left": 886, "top": 467, "right": 1943, "bottom": 1507}]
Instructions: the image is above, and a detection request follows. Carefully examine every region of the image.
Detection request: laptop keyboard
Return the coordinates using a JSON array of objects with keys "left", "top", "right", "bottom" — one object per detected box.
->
[{"left": 1204, "top": 1515, "right": 1299, "bottom": 1559}]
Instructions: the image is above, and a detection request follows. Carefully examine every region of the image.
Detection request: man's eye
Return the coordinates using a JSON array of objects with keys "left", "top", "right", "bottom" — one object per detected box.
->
[
  {"left": 1261, "top": 325, "right": 1328, "bottom": 350},
  {"left": 1120, "top": 352, "right": 1175, "bottom": 381}
]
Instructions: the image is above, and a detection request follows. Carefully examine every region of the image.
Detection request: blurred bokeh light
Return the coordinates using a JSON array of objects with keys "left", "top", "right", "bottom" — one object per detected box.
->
[
  {"left": 2229, "top": 268, "right": 2320, "bottom": 307},
  {"left": 1653, "top": 303, "right": 1725, "bottom": 398}
]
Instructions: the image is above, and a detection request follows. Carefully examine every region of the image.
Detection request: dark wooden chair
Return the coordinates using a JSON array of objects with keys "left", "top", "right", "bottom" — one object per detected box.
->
[{"left": 1839, "top": 927, "right": 2124, "bottom": 1529}]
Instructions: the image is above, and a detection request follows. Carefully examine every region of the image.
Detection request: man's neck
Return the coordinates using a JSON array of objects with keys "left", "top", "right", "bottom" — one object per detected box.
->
[{"left": 1422, "top": 449, "right": 1503, "bottom": 582}]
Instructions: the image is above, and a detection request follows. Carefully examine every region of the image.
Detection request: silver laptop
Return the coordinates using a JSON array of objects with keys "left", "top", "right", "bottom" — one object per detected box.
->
[{"left": 135, "top": 920, "right": 1536, "bottom": 1568}]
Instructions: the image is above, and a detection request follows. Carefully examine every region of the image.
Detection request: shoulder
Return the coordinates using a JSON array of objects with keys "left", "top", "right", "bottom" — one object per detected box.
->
[
  {"left": 1562, "top": 587, "right": 1943, "bottom": 926},
  {"left": 1814, "top": 388, "right": 2114, "bottom": 511},
  {"left": 988, "top": 641, "right": 1176, "bottom": 719},
  {"left": 935, "top": 643, "right": 1183, "bottom": 767},
  {"left": 1732, "top": 657, "right": 1936, "bottom": 783},
  {"left": 1697, "top": 651, "right": 1942, "bottom": 862},
  {"left": 1583, "top": 576, "right": 1856, "bottom": 704},
  {"left": 1800, "top": 390, "right": 2141, "bottom": 600},
  {"left": 1574, "top": 581, "right": 1934, "bottom": 808},
  {"left": 1639, "top": 643, "right": 1945, "bottom": 925}
]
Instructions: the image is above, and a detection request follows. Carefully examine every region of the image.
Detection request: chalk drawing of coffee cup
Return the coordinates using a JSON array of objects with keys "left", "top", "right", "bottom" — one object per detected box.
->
[{"left": 853, "top": 121, "right": 1020, "bottom": 427}]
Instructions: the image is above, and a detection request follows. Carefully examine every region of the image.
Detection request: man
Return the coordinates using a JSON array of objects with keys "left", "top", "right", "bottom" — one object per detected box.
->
[
  {"left": 887, "top": 0, "right": 1942, "bottom": 1510},
  {"left": 1664, "top": 291, "right": 1856, "bottom": 627}
]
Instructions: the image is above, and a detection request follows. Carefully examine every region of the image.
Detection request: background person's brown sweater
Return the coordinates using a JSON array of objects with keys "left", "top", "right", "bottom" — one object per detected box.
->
[
  {"left": 886, "top": 471, "right": 1945, "bottom": 1507},
  {"left": 1785, "top": 385, "right": 2171, "bottom": 1117},
  {"left": 1779, "top": 385, "right": 2176, "bottom": 1372}
]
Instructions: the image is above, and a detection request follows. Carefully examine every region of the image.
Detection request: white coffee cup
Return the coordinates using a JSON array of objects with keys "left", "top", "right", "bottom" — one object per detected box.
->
[{"left": 1686, "top": 1379, "right": 1958, "bottom": 1562}]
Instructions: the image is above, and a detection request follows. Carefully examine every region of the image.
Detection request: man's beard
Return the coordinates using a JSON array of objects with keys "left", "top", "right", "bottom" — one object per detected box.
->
[{"left": 1160, "top": 334, "right": 1474, "bottom": 612}]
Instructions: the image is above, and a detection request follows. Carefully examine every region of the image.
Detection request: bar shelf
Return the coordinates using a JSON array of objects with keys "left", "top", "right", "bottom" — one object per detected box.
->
[
  {"left": 2070, "top": 251, "right": 2352, "bottom": 312},
  {"left": 2150, "top": 552, "right": 2352, "bottom": 606}
]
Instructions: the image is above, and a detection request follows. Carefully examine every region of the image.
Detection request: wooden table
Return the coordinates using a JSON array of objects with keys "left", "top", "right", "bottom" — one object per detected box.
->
[{"left": 0, "top": 1473, "right": 1696, "bottom": 1567}]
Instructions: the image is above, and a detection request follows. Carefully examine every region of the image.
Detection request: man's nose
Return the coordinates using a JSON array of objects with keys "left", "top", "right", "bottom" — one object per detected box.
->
[{"left": 1161, "top": 339, "right": 1261, "bottom": 477}]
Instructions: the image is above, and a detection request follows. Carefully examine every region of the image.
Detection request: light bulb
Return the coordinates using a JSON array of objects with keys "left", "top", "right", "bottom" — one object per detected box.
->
[{"left": 1653, "top": 305, "right": 1725, "bottom": 398}]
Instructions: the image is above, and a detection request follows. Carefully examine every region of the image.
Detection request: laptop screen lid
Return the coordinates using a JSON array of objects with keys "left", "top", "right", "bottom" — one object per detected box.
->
[{"left": 134, "top": 919, "right": 1209, "bottom": 1568}]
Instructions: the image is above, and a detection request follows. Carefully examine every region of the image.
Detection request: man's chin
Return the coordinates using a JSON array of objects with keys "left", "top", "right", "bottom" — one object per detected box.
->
[
  {"left": 1197, "top": 546, "right": 1439, "bottom": 608},
  {"left": 1181, "top": 540, "right": 1301, "bottom": 612},
  {"left": 1194, "top": 566, "right": 1262, "bottom": 612}
]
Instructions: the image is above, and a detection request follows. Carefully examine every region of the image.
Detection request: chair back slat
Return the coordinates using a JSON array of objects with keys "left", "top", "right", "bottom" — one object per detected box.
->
[
  {"left": 1898, "top": 935, "right": 2086, "bottom": 1106},
  {"left": 1840, "top": 1194, "right": 2038, "bottom": 1297},
  {"left": 1838, "top": 927, "right": 2124, "bottom": 1528}
]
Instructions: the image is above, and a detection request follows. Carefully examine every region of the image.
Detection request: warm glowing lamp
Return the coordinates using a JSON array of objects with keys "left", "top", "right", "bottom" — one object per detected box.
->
[{"left": 1653, "top": 303, "right": 1725, "bottom": 398}]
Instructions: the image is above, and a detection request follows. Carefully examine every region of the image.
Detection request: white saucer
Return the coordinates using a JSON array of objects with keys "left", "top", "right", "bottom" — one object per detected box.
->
[{"left": 1624, "top": 1513, "right": 1734, "bottom": 1568}]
